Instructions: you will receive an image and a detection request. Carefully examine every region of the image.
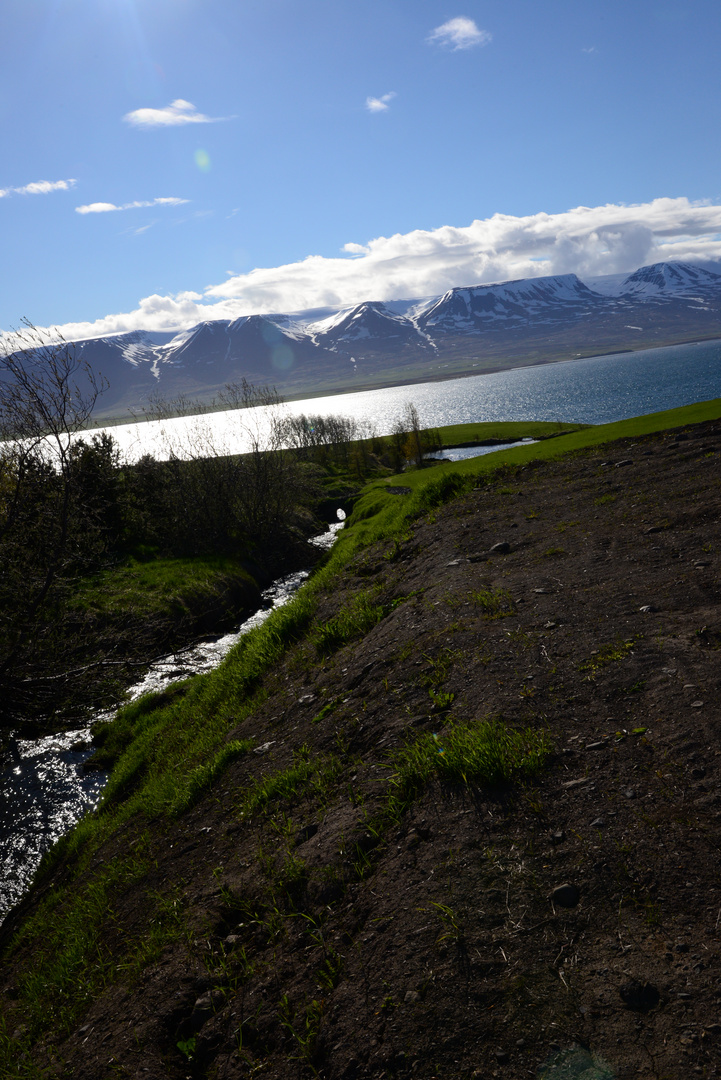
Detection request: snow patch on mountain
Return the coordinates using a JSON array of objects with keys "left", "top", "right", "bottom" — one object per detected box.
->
[
  {"left": 418, "top": 274, "right": 603, "bottom": 333},
  {"left": 619, "top": 261, "right": 721, "bottom": 297}
]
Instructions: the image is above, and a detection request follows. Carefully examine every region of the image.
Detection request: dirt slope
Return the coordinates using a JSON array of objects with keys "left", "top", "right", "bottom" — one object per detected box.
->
[{"left": 3, "top": 419, "right": 721, "bottom": 1080}]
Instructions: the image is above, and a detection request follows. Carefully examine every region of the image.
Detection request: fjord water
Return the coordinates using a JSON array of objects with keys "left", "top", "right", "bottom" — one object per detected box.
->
[
  {"left": 287, "top": 338, "right": 721, "bottom": 432},
  {"left": 105, "top": 339, "right": 721, "bottom": 461}
]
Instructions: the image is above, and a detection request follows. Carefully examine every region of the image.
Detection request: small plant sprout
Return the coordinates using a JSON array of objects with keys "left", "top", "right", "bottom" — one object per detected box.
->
[{"left": 428, "top": 901, "right": 464, "bottom": 944}]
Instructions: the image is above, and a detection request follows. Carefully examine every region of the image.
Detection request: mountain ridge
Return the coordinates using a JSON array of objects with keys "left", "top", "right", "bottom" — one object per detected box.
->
[{"left": 33, "top": 261, "right": 721, "bottom": 417}]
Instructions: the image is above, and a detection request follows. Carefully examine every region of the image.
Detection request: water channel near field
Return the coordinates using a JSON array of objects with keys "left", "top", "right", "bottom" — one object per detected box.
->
[{"left": 0, "top": 520, "right": 344, "bottom": 925}]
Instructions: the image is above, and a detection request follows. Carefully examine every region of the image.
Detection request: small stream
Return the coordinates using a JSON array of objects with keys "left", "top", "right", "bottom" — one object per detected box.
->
[
  {"left": 428, "top": 437, "right": 537, "bottom": 462},
  {"left": 0, "top": 519, "right": 344, "bottom": 924}
]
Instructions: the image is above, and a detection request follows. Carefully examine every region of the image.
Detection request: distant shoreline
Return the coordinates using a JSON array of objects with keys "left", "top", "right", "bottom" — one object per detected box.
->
[{"left": 89, "top": 333, "right": 721, "bottom": 430}]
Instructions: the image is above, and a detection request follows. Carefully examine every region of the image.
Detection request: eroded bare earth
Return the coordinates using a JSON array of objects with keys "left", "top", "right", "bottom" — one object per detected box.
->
[{"left": 3, "top": 419, "right": 721, "bottom": 1079}]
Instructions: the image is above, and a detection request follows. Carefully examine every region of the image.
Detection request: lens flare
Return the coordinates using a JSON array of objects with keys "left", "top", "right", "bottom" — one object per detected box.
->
[
  {"left": 271, "top": 345, "right": 294, "bottom": 371},
  {"left": 194, "top": 149, "right": 211, "bottom": 172}
]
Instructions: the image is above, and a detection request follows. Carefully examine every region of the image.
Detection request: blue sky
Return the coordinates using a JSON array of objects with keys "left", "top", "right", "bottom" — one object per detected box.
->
[{"left": 3, "top": 0, "right": 721, "bottom": 338}]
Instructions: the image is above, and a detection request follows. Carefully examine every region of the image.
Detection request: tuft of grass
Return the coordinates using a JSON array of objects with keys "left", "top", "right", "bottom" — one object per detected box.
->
[
  {"left": 579, "top": 637, "right": 640, "bottom": 677},
  {"left": 311, "top": 697, "right": 340, "bottom": 724},
  {"left": 427, "top": 901, "right": 464, "bottom": 945},
  {"left": 469, "top": 587, "right": 516, "bottom": 618},
  {"left": 171, "top": 738, "right": 253, "bottom": 815},
  {"left": 387, "top": 717, "right": 550, "bottom": 819},
  {"left": 428, "top": 688, "right": 455, "bottom": 710},
  {"left": 239, "top": 747, "right": 344, "bottom": 820},
  {"left": 314, "top": 589, "right": 388, "bottom": 656}
]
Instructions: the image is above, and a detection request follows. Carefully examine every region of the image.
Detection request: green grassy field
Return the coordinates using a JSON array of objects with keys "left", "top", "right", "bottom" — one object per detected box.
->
[
  {"left": 71, "top": 555, "right": 259, "bottom": 621},
  {"left": 434, "top": 419, "right": 586, "bottom": 446}
]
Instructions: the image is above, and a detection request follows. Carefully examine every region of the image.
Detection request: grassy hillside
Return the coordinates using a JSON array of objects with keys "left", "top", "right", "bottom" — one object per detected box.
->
[{"left": 1, "top": 396, "right": 720, "bottom": 1080}]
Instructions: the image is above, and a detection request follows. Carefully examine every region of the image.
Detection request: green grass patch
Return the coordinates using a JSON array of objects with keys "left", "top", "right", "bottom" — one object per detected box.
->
[
  {"left": 171, "top": 738, "right": 254, "bottom": 815},
  {"left": 579, "top": 637, "right": 640, "bottom": 677},
  {"left": 2, "top": 836, "right": 152, "bottom": 1055},
  {"left": 314, "top": 588, "right": 389, "bottom": 656},
  {"left": 434, "top": 420, "right": 586, "bottom": 447},
  {"left": 72, "top": 554, "right": 258, "bottom": 619},
  {"left": 469, "top": 587, "right": 516, "bottom": 618},
  {"left": 387, "top": 717, "right": 550, "bottom": 819},
  {"left": 239, "top": 746, "right": 345, "bottom": 819}
]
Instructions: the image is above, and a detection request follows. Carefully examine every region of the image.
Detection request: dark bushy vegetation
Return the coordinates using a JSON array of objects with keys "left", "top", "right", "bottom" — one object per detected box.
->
[{"left": 0, "top": 332, "right": 440, "bottom": 732}]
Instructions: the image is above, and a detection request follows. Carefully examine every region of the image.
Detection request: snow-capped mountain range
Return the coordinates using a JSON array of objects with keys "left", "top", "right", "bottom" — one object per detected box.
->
[{"left": 55, "top": 261, "right": 721, "bottom": 416}]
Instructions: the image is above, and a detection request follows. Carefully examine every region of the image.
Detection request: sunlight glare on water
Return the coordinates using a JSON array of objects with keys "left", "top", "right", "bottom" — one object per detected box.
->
[{"left": 101, "top": 339, "right": 721, "bottom": 463}]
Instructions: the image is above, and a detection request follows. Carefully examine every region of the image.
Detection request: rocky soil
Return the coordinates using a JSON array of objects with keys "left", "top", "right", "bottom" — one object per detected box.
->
[{"left": 2, "top": 418, "right": 721, "bottom": 1080}]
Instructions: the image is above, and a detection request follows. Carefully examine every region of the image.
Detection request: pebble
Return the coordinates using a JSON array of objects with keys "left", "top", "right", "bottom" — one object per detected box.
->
[
  {"left": 622, "top": 787, "right": 637, "bottom": 799},
  {"left": 639, "top": 604, "right": 656, "bottom": 613},
  {"left": 404, "top": 990, "right": 421, "bottom": 1004},
  {"left": 552, "top": 882, "right": 580, "bottom": 908},
  {"left": 550, "top": 829, "right": 566, "bottom": 844},
  {"left": 190, "top": 995, "right": 214, "bottom": 1031},
  {"left": 691, "top": 701, "right": 704, "bottom": 708},
  {"left": 494, "top": 1050, "right": 510, "bottom": 1065},
  {"left": 253, "top": 740, "right": 276, "bottom": 754},
  {"left": 490, "top": 541, "right": 511, "bottom": 554}
]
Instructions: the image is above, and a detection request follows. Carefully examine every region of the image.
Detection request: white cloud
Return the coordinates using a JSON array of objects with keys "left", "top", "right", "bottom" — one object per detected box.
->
[
  {"left": 366, "top": 92, "right": 396, "bottom": 113},
  {"left": 123, "top": 99, "right": 230, "bottom": 128},
  {"left": 428, "top": 17, "right": 491, "bottom": 51},
  {"left": 23, "top": 197, "right": 721, "bottom": 341},
  {"left": 75, "top": 197, "right": 189, "bottom": 214},
  {"left": 0, "top": 178, "right": 77, "bottom": 198}
]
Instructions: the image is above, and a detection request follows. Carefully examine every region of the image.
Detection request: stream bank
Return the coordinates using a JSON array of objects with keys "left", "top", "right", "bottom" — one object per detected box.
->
[{"left": 0, "top": 520, "right": 344, "bottom": 924}]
